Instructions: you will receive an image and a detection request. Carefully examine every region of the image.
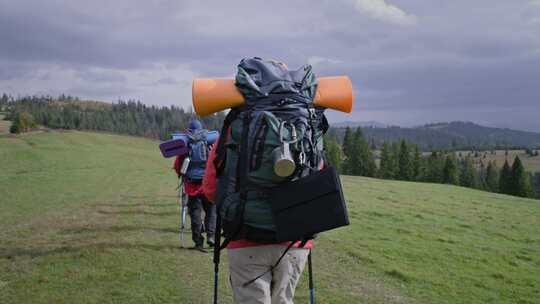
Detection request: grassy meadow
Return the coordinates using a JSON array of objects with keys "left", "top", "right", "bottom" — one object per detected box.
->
[
  {"left": 1, "top": 131, "right": 539, "bottom": 303},
  {"left": 455, "top": 150, "right": 540, "bottom": 173}
]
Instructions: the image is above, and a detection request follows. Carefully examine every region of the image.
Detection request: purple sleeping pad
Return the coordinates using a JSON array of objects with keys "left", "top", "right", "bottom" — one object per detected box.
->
[
  {"left": 159, "top": 138, "right": 189, "bottom": 158},
  {"left": 159, "top": 130, "right": 219, "bottom": 158}
]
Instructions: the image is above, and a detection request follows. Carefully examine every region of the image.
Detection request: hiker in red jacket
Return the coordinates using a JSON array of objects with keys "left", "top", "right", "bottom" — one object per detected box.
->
[
  {"left": 203, "top": 136, "right": 312, "bottom": 303},
  {"left": 174, "top": 119, "right": 216, "bottom": 252}
]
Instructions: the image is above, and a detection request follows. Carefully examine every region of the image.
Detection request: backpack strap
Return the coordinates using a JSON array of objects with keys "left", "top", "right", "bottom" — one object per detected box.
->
[
  {"left": 214, "top": 109, "right": 239, "bottom": 177},
  {"left": 241, "top": 237, "right": 311, "bottom": 287},
  {"left": 213, "top": 109, "right": 242, "bottom": 303},
  {"left": 236, "top": 111, "right": 251, "bottom": 194},
  {"left": 214, "top": 109, "right": 252, "bottom": 252},
  {"left": 242, "top": 240, "right": 297, "bottom": 287}
]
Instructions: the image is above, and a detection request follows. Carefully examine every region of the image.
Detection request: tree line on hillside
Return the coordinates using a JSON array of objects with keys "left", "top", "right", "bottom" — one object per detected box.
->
[
  {"left": 3, "top": 94, "right": 538, "bottom": 199},
  {"left": 2, "top": 94, "right": 225, "bottom": 140},
  {"left": 327, "top": 123, "right": 540, "bottom": 151},
  {"left": 325, "top": 127, "right": 539, "bottom": 199}
]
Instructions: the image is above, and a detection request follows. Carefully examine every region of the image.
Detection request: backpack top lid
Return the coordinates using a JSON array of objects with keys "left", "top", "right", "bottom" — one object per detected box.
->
[
  {"left": 187, "top": 128, "right": 207, "bottom": 143},
  {"left": 186, "top": 119, "right": 207, "bottom": 143},
  {"left": 235, "top": 57, "right": 318, "bottom": 102}
]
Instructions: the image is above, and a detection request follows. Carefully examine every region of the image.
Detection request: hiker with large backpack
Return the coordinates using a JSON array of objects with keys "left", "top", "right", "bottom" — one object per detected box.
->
[
  {"left": 201, "top": 58, "right": 351, "bottom": 304},
  {"left": 173, "top": 119, "right": 217, "bottom": 252},
  {"left": 204, "top": 139, "right": 313, "bottom": 304}
]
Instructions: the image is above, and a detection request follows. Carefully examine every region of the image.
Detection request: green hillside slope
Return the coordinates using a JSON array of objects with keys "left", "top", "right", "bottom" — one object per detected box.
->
[{"left": 1, "top": 131, "right": 539, "bottom": 304}]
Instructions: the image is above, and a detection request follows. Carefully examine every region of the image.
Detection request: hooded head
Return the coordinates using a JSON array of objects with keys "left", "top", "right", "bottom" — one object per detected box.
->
[{"left": 188, "top": 119, "right": 202, "bottom": 132}]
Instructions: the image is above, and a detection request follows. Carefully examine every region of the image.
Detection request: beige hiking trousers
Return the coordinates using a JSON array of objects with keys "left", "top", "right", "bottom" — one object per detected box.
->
[{"left": 228, "top": 245, "right": 309, "bottom": 304}]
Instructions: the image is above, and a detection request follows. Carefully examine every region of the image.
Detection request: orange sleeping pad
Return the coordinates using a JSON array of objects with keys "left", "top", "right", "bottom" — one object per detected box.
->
[{"left": 192, "top": 76, "right": 354, "bottom": 116}]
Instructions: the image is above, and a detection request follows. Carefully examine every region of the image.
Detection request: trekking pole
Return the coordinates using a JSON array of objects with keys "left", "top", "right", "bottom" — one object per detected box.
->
[
  {"left": 177, "top": 179, "right": 187, "bottom": 248},
  {"left": 213, "top": 214, "right": 222, "bottom": 304},
  {"left": 308, "top": 249, "right": 314, "bottom": 304},
  {"left": 180, "top": 193, "right": 187, "bottom": 247}
]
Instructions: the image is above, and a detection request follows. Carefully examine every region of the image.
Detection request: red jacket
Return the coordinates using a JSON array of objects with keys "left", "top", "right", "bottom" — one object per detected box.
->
[
  {"left": 202, "top": 141, "right": 219, "bottom": 202},
  {"left": 173, "top": 155, "right": 204, "bottom": 196}
]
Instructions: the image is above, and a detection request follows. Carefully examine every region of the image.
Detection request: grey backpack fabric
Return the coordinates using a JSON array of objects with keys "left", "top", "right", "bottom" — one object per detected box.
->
[
  {"left": 185, "top": 129, "right": 209, "bottom": 182},
  {"left": 214, "top": 57, "right": 328, "bottom": 242}
]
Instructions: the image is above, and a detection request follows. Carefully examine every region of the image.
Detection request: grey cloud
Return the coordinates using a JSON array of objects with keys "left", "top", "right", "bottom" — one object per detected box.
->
[
  {"left": 345, "top": 55, "right": 540, "bottom": 112},
  {"left": 67, "top": 83, "right": 135, "bottom": 99},
  {"left": 76, "top": 69, "right": 127, "bottom": 83},
  {"left": 1, "top": 0, "right": 539, "bottom": 131},
  {"left": 153, "top": 77, "right": 178, "bottom": 85},
  {"left": 0, "top": 61, "right": 34, "bottom": 80}
]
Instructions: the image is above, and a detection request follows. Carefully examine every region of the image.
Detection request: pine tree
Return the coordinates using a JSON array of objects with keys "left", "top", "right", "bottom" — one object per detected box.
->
[
  {"left": 485, "top": 161, "right": 499, "bottom": 193},
  {"left": 499, "top": 160, "right": 512, "bottom": 195},
  {"left": 352, "top": 128, "right": 365, "bottom": 176},
  {"left": 379, "top": 142, "right": 394, "bottom": 179},
  {"left": 459, "top": 157, "right": 477, "bottom": 188},
  {"left": 360, "top": 131, "right": 377, "bottom": 177},
  {"left": 411, "top": 145, "right": 422, "bottom": 181},
  {"left": 425, "top": 151, "right": 444, "bottom": 183},
  {"left": 477, "top": 160, "right": 487, "bottom": 190},
  {"left": 347, "top": 128, "right": 377, "bottom": 177},
  {"left": 325, "top": 137, "right": 342, "bottom": 173},
  {"left": 345, "top": 128, "right": 361, "bottom": 176},
  {"left": 397, "top": 140, "right": 412, "bottom": 181},
  {"left": 389, "top": 142, "right": 400, "bottom": 179},
  {"left": 342, "top": 127, "right": 354, "bottom": 174},
  {"left": 417, "top": 156, "right": 429, "bottom": 182},
  {"left": 342, "top": 127, "right": 353, "bottom": 159},
  {"left": 510, "top": 156, "right": 534, "bottom": 198},
  {"left": 442, "top": 154, "right": 459, "bottom": 185},
  {"left": 365, "top": 146, "right": 377, "bottom": 178}
]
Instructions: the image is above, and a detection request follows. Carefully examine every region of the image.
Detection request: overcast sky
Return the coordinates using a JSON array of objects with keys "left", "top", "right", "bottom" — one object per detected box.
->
[{"left": 1, "top": 0, "right": 539, "bottom": 131}]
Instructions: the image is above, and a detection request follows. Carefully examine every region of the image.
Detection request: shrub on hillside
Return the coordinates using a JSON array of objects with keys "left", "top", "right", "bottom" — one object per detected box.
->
[
  {"left": 9, "top": 123, "right": 19, "bottom": 134},
  {"left": 9, "top": 112, "right": 37, "bottom": 134}
]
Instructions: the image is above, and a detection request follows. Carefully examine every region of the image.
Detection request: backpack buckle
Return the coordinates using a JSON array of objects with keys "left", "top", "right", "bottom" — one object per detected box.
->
[
  {"left": 309, "top": 108, "right": 317, "bottom": 120},
  {"left": 299, "top": 151, "right": 307, "bottom": 165}
]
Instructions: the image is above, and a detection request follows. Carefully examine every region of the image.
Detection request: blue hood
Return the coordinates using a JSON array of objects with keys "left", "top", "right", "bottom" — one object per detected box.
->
[{"left": 188, "top": 119, "right": 202, "bottom": 131}]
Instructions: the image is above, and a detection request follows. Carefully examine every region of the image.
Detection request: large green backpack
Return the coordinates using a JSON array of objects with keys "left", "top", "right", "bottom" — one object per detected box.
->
[{"left": 213, "top": 57, "right": 329, "bottom": 243}]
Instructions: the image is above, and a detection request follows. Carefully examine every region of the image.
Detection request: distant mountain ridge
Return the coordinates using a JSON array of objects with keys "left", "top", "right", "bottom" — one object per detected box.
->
[
  {"left": 332, "top": 120, "right": 388, "bottom": 128},
  {"left": 330, "top": 121, "right": 540, "bottom": 150}
]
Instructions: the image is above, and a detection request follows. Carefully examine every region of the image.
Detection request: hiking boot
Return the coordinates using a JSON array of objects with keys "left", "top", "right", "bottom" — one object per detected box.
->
[{"left": 189, "top": 244, "right": 207, "bottom": 253}]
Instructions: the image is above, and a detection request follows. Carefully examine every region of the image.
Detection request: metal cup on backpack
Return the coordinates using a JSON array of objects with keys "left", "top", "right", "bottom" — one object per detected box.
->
[
  {"left": 272, "top": 121, "right": 298, "bottom": 177},
  {"left": 180, "top": 156, "right": 191, "bottom": 175}
]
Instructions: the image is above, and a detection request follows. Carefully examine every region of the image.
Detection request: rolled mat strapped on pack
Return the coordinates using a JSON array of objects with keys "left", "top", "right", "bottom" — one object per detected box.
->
[
  {"left": 159, "top": 130, "right": 219, "bottom": 158},
  {"left": 159, "top": 138, "right": 189, "bottom": 158},
  {"left": 192, "top": 76, "right": 354, "bottom": 116}
]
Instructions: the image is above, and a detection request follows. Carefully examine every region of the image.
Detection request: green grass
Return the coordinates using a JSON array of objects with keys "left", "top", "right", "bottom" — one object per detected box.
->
[{"left": 1, "top": 131, "right": 539, "bottom": 303}]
